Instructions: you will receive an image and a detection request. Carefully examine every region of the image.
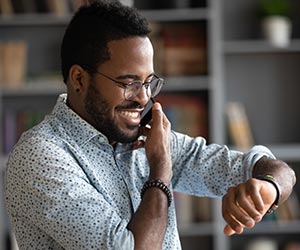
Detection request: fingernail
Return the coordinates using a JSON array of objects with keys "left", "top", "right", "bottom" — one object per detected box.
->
[
  {"left": 254, "top": 215, "right": 261, "bottom": 221},
  {"left": 245, "top": 219, "right": 254, "bottom": 227},
  {"left": 153, "top": 102, "right": 162, "bottom": 110}
]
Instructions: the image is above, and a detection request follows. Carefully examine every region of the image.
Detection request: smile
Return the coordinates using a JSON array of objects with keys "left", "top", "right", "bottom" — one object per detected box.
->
[
  {"left": 117, "top": 108, "right": 144, "bottom": 126},
  {"left": 119, "top": 110, "right": 140, "bottom": 119}
]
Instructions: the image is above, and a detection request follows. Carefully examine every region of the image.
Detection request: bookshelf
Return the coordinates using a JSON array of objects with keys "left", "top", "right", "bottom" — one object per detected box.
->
[
  {"left": 1, "top": 0, "right": 299, "bottom": 250},
  {"left": 220, "top": 0, "right": 300, "bottom": 250},
  {"left": 0, "top": 1, "right": 223, "bottom": 250},
  {"left": 139, "top": 2, "right": 224, "bottom": 250}
]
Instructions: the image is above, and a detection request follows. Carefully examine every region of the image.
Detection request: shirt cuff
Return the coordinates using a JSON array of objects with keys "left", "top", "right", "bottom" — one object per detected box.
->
[
  {"left": 243, "top": 145, "right": 276, "bottom": 180},
  {"left": 113, "top": 221, "right": 135, "bottom": 250}
]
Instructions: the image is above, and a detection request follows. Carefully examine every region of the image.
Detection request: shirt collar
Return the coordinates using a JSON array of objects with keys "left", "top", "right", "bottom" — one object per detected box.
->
[{"left": 51, "top": 93, "right": 109, "bottom": 146}]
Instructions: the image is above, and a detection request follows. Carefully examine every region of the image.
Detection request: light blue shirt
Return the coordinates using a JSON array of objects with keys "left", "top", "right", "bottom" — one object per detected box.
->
[{"left": 5, "top": 94, "right": 275, "bottom": 250}]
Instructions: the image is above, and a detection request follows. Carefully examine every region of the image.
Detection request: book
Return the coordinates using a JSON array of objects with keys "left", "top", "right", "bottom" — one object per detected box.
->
[
  {"left": 9, "top": 0, "right": 39, "bottom": 13},
  {"left": 47, "top": 0, "right": 71, "bottom": 16},
  {"left": 0, "top": 41, "right": 27, "bottom": 89},
  {"left": 160, "top": 22, "right": 207, "bottom": 76},
  {"left": 0, "top": 0, "right": 14, "bottom": 16},
  {"left": 164, "top": 47, "right": 207, "bottom": 76},
  {"left": 34, "top": 0, "right": 49, "bottom": 13},
  {"left": 193, "top": 196, "right": 212, "bottom": 222},
  {"left": 0, "top": 42, "right": 3, "bottom": 86},
  {"left": 284, "top": 242, "right": 300, "bottom": 250},
  {"left": 226, "top": 102, "right": 254, "bottom": 152},
  {"left": 157, "top": 93, "right": 208, "bottom": 138},
  {"left": 157, "top": 93, "right": 210, "bottom": 225},
  {"left": 173, "top": 192, "right": 194, "bottom": 226},
  {"left": 3, "top": 110, "right": 17, "bottom": 154},
  {"left": 2, "top": 110, "right": 45, "bottom": 154},
  {"left": 276, "top": 191, "right": 300, "bottom": 221},
  {"left": 149, "top": 22, "right": 165, "bottom": 76}
]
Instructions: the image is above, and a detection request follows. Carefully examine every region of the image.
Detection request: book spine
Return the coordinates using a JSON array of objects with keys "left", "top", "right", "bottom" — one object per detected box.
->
[{"left": 3, "top": 110, "right": 17, "bottom": 154}]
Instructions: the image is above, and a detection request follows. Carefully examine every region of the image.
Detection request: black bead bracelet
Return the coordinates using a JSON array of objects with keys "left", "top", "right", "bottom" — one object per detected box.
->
[{"left": 141, "top": 179, "right": 172, "bottom": 207}]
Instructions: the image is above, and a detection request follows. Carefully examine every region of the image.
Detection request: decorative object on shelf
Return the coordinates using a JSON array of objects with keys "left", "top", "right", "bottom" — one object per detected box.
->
[
  {"left": 245, "top": 237, "right": 278, "bottom": 250},
  {"left": 0, "top": 40, "right": 27, "bottom": 89},
  {"left": 119, "top": 0, "right": 134, "bottom": 7},
  {"left": 259, "top": 0, "right": 292, "bottom": 48},
  {"left": 225, "top": 102, "right": 254, "bottom": 152}
]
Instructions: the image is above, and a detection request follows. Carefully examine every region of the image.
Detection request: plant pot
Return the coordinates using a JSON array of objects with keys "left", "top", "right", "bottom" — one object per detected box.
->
[
  {"left": 262, "top": 16, "right": 292, "bottom": 48},
  {"left": 119, "top": 0, "right": 134, "bottom": 7}
]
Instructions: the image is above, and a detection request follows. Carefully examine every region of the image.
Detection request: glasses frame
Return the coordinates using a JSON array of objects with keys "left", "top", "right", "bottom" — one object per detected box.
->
[{"left": 81, "top": 65, "right": 164, "bottom": 100}]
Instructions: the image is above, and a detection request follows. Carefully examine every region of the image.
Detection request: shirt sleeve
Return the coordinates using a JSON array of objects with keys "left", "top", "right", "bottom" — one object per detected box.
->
[
  {"left": 242, "top": 145, "right": 276, "bottom": 180},
  {"left": 5, "top": 136, "right": 134, "bottom": 250},
  {"left": 170, "top": 131, "right": 276, "bottom": 197}
]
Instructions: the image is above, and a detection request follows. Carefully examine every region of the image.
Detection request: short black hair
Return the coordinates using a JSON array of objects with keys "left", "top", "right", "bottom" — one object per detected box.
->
[{"left": 61, "top": 0, "right": 151, "bottom": 83}]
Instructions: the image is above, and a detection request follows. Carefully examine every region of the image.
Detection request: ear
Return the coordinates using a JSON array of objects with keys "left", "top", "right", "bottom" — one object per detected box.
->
[{"left": 68, "top": 64, "right": 90, "bottom": 93}]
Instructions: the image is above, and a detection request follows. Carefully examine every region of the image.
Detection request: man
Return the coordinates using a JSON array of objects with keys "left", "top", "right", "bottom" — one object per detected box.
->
[{"left": 5, "top": 1, "right": 296, "bottom": 249}]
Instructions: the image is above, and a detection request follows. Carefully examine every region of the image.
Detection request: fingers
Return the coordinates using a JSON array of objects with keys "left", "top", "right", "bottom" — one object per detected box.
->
[
  {"left": 245, "top": 179, "right": 265, "bottom": 215},
  {"left": 151, "top": 102, "right": 163, "bottom": 118},
  {"left": 222, "top": 187, "right": 255, "bottom": 235},
  {"left": 224, "top": 224, "right": 241, "bottom": 236},
  {"left": 222, "top": 179, "right": 268, "bottom": 236},
  {"left": 132, "top": 139, "right": 145, "bottom": 150},
  {"left": 151, "top": 102, "right": 170, "bottom": 130}
]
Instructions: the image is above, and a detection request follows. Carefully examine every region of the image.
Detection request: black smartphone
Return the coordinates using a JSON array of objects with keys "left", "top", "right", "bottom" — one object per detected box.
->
[{"left": 140, "top": 97, "right": 155, "bottom": 126}]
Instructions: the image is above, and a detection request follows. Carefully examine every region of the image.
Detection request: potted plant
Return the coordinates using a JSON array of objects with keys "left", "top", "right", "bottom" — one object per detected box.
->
[{"left": 259, "top": 0, "right": 292, "bottom": 48}]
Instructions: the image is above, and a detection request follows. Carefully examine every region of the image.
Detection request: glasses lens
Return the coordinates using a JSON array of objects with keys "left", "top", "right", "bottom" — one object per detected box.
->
[
  {"left": 150, "top": 78, "right": 164, "bottom": 97},
  {"left": 125, "top": 81, "right": 143, "bottom": 100},
  {"left": 124, "top": 77, "right": 164, "bottom": 100}
]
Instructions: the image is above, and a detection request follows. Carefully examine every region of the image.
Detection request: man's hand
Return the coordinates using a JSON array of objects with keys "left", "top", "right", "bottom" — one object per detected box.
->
[
  {"left": 222, "top": 178, "right": 277, "bottom": 236},
  {"left": 138, "top": 102, "right": 172, "bottom": 185},
  {"left": 128, "top": 102, "right": 172, "bottom": 249},
  {"left": 223, "top": 156, "right": 296, "bottom": 236}
]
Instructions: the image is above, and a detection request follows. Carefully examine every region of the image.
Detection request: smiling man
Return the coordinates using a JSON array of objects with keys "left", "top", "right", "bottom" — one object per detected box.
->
[
  {"left": 68, "top": 37, "right": 156, "bottom": 144},
  {"left": 5, "top": 1, "right": 296, "bottom": 250}
]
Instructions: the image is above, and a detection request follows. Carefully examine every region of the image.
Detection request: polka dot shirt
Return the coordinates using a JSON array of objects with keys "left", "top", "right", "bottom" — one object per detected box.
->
[{"left": 5, "top": 94, "right": 275, "bottom": 250}]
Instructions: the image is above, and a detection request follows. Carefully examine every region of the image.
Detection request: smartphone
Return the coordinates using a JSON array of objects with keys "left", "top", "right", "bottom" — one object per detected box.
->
[{"left": 140, "top": 97, "right": 155, "bottom": 127}]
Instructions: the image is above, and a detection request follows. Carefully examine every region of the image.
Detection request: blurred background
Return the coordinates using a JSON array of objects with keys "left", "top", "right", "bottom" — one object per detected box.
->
[{"left": 0, "top": 0, "right": 300, "bottom": 249}]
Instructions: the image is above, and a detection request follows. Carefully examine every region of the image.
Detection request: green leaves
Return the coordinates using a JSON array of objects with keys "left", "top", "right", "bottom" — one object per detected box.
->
[{"left": 259, "top": 0, "right": 291, "bottom": 17}]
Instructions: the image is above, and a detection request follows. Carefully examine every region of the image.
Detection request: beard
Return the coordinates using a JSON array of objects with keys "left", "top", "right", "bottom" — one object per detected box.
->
[{"left": 84, "top": 81, "right": 140, "bottom": 144}]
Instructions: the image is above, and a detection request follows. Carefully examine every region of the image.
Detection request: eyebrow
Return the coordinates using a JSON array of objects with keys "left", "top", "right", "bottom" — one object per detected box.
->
[{"left": 115, "top": 72, "right": 155, "bottom": 81}]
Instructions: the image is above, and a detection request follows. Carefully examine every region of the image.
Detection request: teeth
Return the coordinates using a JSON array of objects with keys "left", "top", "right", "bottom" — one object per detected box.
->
[{"left": 120, "top": 111, "right": 139, "bottom": 118}]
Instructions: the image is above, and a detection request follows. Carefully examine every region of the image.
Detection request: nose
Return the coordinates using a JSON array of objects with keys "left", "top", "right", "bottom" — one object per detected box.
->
[{"left": 132, "top": 85, "right": 150, "bottom": 106}]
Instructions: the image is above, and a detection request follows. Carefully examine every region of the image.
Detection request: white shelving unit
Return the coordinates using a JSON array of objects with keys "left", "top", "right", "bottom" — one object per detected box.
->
[
  {"left": 1, "top": 0, "right": 299, "bottom": 249},
  {"left": 219, "top": 0, "right": 300, "bottom": 249}
]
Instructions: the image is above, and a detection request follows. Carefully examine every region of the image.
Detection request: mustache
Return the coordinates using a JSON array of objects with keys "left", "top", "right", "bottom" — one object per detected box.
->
[{"left": 117, "top": 102, "right": 144, "bottom": 109}]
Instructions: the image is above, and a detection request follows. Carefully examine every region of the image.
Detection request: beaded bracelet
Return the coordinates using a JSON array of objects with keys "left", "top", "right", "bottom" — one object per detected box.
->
[
  {"left": 141, "top": 179, "right": 172, "bottom": 207},
  {"left": 255, "top": 174, "right": 282, "bottom": 214}
]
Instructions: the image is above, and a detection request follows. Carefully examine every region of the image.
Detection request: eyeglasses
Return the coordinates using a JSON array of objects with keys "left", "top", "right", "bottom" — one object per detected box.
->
[{"left": 83, "top": 66, "right": 164, "bottom": 101}]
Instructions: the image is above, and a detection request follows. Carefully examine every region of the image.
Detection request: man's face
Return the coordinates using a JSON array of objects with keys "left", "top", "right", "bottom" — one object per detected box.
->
[{"left": 84, "top": 37, "right": 154, "bottom": 144}]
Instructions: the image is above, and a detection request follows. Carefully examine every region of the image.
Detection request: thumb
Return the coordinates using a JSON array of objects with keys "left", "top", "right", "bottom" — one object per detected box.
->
[{"left": 151, "top": 102, "right": 163, "bottom": 125}]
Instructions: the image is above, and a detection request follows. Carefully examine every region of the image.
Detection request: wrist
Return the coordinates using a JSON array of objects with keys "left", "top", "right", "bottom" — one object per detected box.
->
[
  {"left": 255, "top": 174, "right": 282, "bottom": 214},
  {"left": 141, "top": 179, "right": 172, "bottom": 207},
  {"left": 149, "top": 172, "right": 172, "bottom": 186}
]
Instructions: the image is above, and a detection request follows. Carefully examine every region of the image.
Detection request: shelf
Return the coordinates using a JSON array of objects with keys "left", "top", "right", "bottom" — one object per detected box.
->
[
  {"left": 162, "top": 76, "right": 210, "bottom": 92},
  {"left": 0, "top": 156, "right": 8, "bottom": 171},
  {"left": 0, "top": 76, "right": 209, "bottom": 96},
  {"left": 242, "top": 220, "right": 300, "bottom": 235},
  {"left": 228, "top": 144, "right": 300, "bottom": 162},
  {"left": 0, "top": 14, "right": 71, "bottom": 26},
  {"left": 223, "top": 39, "right": 300, "bottom": 54},
  {"left": 178, "top": 222, "right": 214, "bottom": 237},
  {"left": 1, "top": 2, "right": 299, "bottom": 250},
  {"left": 0, "top": 7, "right": 210, "bottom": 26},
  {"left": 268, "top": 144, "right": 300, "bottom": 162},
  {"left": 141, "top": 8, "right": 211, "bottom": 22},
  {"left": 0, "top": 84, "right": 66, "bottom": 97}
]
